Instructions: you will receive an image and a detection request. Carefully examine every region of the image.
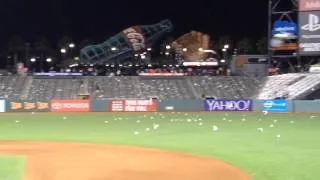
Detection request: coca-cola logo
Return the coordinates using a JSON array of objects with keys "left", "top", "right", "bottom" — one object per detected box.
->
[{"left": 123, "top": 27, "right": 146, "bottom": 52}]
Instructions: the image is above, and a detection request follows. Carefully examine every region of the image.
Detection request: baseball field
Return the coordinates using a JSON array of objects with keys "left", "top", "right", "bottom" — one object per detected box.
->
[{"left": 0, "top": 112, "right": 319, "bottom": 180}]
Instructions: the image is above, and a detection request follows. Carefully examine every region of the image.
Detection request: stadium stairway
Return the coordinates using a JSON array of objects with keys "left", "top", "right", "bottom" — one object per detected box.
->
[
  {"left": 186, "top": 78, "right": 201, "bottom": 99},
  {"left": 20, "top": 76, "right": 33, "bottom": 100}
]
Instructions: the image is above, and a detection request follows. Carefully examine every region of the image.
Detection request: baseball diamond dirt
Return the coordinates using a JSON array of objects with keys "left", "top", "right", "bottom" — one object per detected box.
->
[{"left": 0, "top": 141, "right": 249, "bottom": 180}]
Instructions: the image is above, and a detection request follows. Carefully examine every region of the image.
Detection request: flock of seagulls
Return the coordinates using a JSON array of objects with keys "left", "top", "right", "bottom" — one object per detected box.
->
[{"left": 10, "top": 111, "right": 318, "bottom": 141}]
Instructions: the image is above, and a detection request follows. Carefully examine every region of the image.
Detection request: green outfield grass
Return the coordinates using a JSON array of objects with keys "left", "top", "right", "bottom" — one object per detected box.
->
[
  {"left": 0, "top": 157, "right": 24, "bottom": 180},
  {"left": 0, "top": 112, "right": 319, "bottom": 180}
]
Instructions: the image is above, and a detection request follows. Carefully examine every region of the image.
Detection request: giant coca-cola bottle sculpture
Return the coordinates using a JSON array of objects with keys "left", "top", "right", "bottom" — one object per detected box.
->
[{"left": 80, "top": 19, "right": 173, "bottom": 64}]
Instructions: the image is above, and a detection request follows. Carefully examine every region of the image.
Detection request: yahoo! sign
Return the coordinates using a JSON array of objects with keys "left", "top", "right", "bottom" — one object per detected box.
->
[{"left": 204, "top": 99, "right": 252, "bottom": 112}]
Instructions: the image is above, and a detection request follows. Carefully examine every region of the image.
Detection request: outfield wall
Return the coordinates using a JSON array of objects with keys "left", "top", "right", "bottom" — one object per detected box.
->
[
  {"left": 157, "top": 100, "right": 203, "bottom": 112},
  {"left": 292, "top": 100, "right": 320, "bottom": 113},
  {"left": 1, "top": 99, "right": 320, "bottom": 113}
]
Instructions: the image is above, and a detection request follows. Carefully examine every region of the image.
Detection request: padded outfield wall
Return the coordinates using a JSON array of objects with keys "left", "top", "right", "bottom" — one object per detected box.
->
[{"left": 0, "top": 99, "right": 319, "bottom": 113}]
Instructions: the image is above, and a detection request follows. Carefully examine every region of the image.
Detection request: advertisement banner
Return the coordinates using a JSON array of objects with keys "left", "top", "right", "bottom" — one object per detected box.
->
[
  {"left": 204, "top": 99, "right": 252, "bottom": 112},
  {"left": 7, "top": 101, "right": 49, "bottom": 112},
  {"left": 299, "top": 11, "right": 320, "bottom": 55},
  {"left": 0, "top": 100, "right": 5, "bottom": 112},
  {"left": 263, "top": 100, "right": 288, "bottom": 113},
  {"left": 51, "top": 100, "right": 90, "bottom": 112},
  {"left": 272, "top": 20, "right": 298, "bottom": 37},
  {"left": 109, "top": 100, "right": 156, "bottom": 112},
  {"left": 299, "top": 0, "right": 320, "bottom": 11}
]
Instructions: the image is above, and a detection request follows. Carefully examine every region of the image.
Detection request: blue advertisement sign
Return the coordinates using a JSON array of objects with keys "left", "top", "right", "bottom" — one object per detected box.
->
[
  {"left": 272, "top": 20, "right": 298, "bottom": 36},
  {"left": 204, "top": 99, "right": 252, "bottom": 112},
  {"left": 263, "top": 100, "right": 288, "bottom": 113}
]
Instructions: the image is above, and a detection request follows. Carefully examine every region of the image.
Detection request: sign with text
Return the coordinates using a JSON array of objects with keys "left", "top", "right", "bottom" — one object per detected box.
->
[
  {"left": 204, "top": 99, "right": 252, "bottom": 112},
  {"left": 8, "top": 101, "right": 49, "bottom": 112},
  {"left": 299, "top": 0, "right": 320, "bottom": 11},
  {"left": 51, "top": 100, "right": 90, "bottom": 112},
  {"left": 272, "top": 20, "right": 298, "bottom": 37},
  {"left": 109, "top": 100, "right": 156, "bottom": 112},
  {"left": 0, "top": 100, "right": 5, "bottom": 112},
  {"left": 263, "top": 100, "right": 288, "bottom": 113},
  {"left": 299, "top": 11, "right": 320, "bottom": 55}
]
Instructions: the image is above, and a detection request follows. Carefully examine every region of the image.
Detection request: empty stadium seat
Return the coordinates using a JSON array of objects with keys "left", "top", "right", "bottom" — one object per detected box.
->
[{"left": 1, "top": 74, "right": 318, "bottom": 100}]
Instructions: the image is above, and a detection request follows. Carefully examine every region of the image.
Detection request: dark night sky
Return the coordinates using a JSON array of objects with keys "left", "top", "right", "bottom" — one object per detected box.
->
[{"left": 0, "top": 0, "right": 268, "bottom": 46}]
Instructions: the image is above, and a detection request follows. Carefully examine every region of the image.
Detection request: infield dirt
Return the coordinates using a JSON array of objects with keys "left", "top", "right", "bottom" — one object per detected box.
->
[{"left": 0, "top": 141, "right": 250, "bottom": 180}]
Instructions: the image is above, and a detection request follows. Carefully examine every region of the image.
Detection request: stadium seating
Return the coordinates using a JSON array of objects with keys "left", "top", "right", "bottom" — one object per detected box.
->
[
  {"left": 286, "top": 74, "right": 320, "bottom": 99},
  {"left": 87, "top": 77, "right": 198, "bottom": 99},
  {"left": 256, "top": 73, "right": 320, "bottom": 99},
  {"left": 190, "top": 76, "right": 263, "bottom": 99},
  {"left": 0, "top": 76, "right": 28, "bottom": 99},
  {"left": 25, "top": 79, "right": 83, "bottom": 100},
  {"left": 1, "top": 74, "right": 319, "bottom": 100}
]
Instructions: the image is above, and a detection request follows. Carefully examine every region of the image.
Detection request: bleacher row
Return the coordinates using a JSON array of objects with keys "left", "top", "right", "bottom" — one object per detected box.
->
[{"left": 0, "top": 74, "right": 319, "bottom": 100}]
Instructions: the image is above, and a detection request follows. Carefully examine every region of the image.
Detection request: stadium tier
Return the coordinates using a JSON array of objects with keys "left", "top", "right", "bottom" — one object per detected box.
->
[{"left": 0, "top": 74, "right": 319, "bottom": 100}]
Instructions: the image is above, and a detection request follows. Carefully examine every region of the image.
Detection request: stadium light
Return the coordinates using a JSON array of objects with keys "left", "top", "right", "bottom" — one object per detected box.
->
[
  {"left": 166, "top": 45, "right": 171, "bottom": 50},
  {"left": 203, "top": 49, "right": 217, "bottom": 54},
  {"left": 30, "top": 58, "right": 36, "bottom": 62},
  {"left": 69, "top": 64, "right": 78, "bottom": 67},
  {"left": 69, "top": 43, "right": 75, "bottom": 48},
  {"left": 46, "top": 58, "right": 52, "bottom": 62},
  {"left": 220, "top": 59, "right": 226, "bottom": 63},
  {"left": 224, "top": 44, "right": 229, "bottom": 49},
  {"left": 147, "top": 48, "right": 152, "bottom": 51},
  {"left": 111, "top": 47, "right": 117, "bottom": 51},
  {"left": 60, "top": 48, "right": 67, "bottom": 53},
  {"left": 165, "top": 52, "right": 170, "bottom": 56},
  {"left": 222, "top": 48, "right": 227, "bottom": 52}
]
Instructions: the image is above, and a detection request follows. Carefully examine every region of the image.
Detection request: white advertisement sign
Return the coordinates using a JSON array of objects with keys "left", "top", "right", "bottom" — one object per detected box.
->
[
  {"left": 0, "top": 100, "right": 5, "bottom": 113},
  {"left": 299, "top": 11, "right": 320, "bottom": 55}
]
